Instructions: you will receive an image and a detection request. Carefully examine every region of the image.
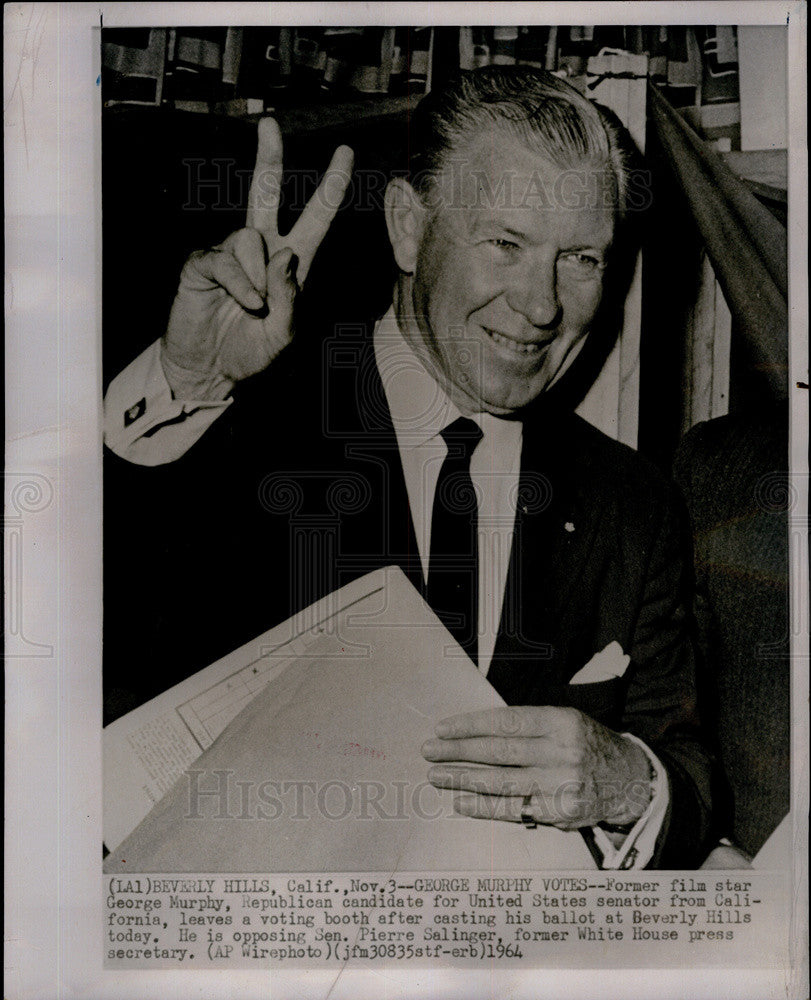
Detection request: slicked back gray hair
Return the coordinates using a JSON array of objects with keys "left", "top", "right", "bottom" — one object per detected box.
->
[{"left": 408, "top": 65, "right": 633, "bottom": 219}]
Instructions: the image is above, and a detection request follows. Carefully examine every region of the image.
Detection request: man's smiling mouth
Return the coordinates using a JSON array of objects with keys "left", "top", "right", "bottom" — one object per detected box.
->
[{"left": 484, "top": 327, "right": 552, "bottom": 356}]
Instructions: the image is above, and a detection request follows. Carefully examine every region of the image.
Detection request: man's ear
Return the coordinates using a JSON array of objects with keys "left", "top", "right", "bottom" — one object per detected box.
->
[{"left": 384, "top": 178, "right": 426, "bottom": 275}]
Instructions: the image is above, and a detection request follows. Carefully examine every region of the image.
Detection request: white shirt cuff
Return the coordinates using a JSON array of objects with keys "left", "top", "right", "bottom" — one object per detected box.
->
[
  {"left": 103, "top": 340, "right": 232, "bottom": 466},
  {"left": 590, "top": 733, "right": 670, "bottom": 870}
]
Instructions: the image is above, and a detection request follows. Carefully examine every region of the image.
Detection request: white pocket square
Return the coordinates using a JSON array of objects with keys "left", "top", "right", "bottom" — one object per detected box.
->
[{"left": 569, "top": 641, "right": 630, "bottom": 685}]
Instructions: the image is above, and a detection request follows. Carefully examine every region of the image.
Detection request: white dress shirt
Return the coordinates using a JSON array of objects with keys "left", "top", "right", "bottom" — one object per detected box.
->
[
  {"left": 104, "top": 309, "right": 669, "bottom": 868},
  {"left": 373, "top": 308, "right": 522, "bottom": 674}
]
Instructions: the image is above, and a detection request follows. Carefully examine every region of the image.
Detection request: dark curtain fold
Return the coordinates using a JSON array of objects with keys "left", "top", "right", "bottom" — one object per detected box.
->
[{"left": 647, "top": 83, "right": 788, "bottom": 398}]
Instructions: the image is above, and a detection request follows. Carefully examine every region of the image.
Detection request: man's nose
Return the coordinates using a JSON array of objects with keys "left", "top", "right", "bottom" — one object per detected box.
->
[{"left": 505, "top": 260, "right": 561, "bottom": 329}]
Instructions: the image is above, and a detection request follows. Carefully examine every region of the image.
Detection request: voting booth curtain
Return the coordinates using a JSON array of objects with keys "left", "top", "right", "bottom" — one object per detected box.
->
[{"left": 647, "top": 83, "right": 788, "bottom": 400}]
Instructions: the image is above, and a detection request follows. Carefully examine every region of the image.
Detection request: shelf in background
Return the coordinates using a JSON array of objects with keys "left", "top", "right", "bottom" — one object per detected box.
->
[
  {"left": 261, "top": 94, "right": 421, "bottom": 133},
  {"left": 719, "top": 148, "right": 787, "bottom": 203},
  {"left": 105, "top": 94, "right": 422, "bottom": 136}
]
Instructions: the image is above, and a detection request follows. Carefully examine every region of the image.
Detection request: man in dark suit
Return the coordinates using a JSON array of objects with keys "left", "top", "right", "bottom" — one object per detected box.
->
[
  {"left": 674, "top": 404, "right": 790, "bottom": 864},
  {"left": 104, "top": 67, "right": 712, "bottom": 868}
]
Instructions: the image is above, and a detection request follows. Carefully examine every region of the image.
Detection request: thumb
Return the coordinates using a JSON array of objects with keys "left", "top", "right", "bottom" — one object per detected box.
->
[
  {"left": 266, "top": 246, "right": 298, "bottom": 301},
  {"left": 263, "top": 246, "right": 297, "bottom": 341}
]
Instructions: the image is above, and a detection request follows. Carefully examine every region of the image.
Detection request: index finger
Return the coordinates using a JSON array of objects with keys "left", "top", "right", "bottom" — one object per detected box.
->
[
  {"left": 434, "top": 706, "right": 558, "bottom": 739},
  {"left": 246, "top": 117, "right": 283, "bottom": 236}
]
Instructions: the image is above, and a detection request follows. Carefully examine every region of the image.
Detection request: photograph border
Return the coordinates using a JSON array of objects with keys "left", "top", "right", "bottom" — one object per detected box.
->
[{"left": 4, "top": 3, "right": 808, "bottom": 998}]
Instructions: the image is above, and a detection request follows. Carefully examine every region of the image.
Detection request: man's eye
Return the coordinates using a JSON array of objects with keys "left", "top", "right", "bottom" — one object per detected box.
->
[
  {"left": 558, "top": 252, "right": 604, "bottom": 275},
  {"left": 488, "top": 238, "right": 519, "bottom": 251}
]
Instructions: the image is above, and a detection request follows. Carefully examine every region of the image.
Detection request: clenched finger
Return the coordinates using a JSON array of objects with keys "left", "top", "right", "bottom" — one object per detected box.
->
[
  {"left": 265, "top": 247, "right": 298, "bottom": 314},
  {"left": 229, "top": 228, "right": 268, "bottom": 298},
  {"left": 246, "top": 117, "right": 283, "bottom": 236},
  {"left": 289, "top": 144, "right": 354, "bottom": 282},
  {"left": 185, "top": 249, "right": 264, "bottom": 312}
]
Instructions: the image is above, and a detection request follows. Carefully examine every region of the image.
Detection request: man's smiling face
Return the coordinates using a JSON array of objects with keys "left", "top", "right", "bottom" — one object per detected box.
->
[{"left": 405, "top": 131, "right": 616, "bottom": 415}]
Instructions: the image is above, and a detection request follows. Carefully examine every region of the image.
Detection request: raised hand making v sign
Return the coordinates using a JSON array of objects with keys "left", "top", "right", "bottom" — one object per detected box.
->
[{"left": 160, "top": 118, "right": 354, "bottom": 401}]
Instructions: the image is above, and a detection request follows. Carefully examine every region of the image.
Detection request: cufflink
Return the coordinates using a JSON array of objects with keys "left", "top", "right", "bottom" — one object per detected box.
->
[
  {"left": 620, "top": 847, "right": 638, "bottom": 869},
  {"left": 124, "top": 398, "right": 146, "bottom": 427}
]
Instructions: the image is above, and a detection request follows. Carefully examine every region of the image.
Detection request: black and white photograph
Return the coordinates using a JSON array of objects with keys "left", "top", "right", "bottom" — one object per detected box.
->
[{"left": 4, "top": 3, "right": 808, "bottom": 998}]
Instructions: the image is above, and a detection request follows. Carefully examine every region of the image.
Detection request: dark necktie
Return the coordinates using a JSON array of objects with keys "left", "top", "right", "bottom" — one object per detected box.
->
[{"left": 426, "top": 416, "right": 483, "bottom": 664}]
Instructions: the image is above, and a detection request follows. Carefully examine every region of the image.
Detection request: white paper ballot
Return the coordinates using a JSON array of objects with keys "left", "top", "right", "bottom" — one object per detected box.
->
[
  {"left": 104, "top": 567, "right": 594, "bottom": 872},
  {"left": 102, "top": 574, "right": 377, "bottom": 853}
]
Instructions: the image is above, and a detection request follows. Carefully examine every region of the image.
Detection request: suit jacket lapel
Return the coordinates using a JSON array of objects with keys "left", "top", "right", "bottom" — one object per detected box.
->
[
  {"left": 487, "top": 409, "right": 605, "bottom": 704},
  {"left": 322, "top": 323, "right": 423, "bottom": 594}
]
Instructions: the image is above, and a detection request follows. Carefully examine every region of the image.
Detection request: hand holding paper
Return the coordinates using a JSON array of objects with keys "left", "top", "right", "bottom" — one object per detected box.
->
[
  {"left": 422, "top": 703, "right": 652, "bottom": 830},
  {"left": 105, "top": 568, "right": 595, "bottom": 872}
]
